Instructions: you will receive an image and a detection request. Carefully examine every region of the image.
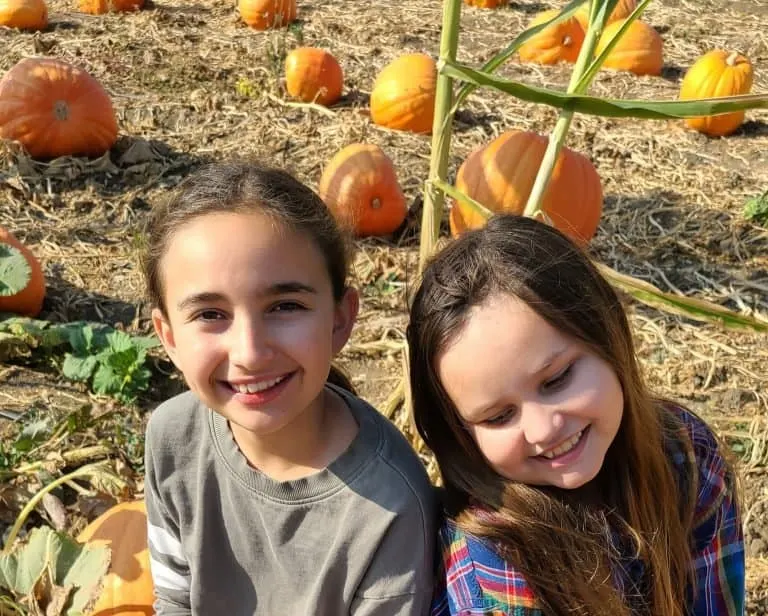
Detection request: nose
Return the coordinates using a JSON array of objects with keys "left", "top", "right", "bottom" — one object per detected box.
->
[
  {"left": 228, "top": 316, "right": 275, "bottom": 368},
  {"left": 519, "top": 401, "right": 565, "bottom": 448}
]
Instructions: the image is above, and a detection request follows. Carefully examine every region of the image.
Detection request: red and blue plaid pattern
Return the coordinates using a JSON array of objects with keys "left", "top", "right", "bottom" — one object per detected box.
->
[{"left": 431, "top": 405, "right": 745, "bottom": 615}]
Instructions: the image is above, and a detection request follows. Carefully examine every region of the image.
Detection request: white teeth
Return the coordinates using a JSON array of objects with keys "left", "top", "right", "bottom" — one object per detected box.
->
[
  {"left": 233, "top": 375, "right": 286, "bottom": 394},
  {"left": 540, "top": 429, "right": 585, "bottom": 459}
]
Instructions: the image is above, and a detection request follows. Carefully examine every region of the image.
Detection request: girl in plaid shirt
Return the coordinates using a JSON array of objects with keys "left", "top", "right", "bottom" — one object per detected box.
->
[{"left": 407, "top": 214, "right": 745, "bottom": 616}]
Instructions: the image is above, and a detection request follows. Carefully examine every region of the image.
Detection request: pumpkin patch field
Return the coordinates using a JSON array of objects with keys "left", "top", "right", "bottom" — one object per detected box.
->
[{"left": 1, "top": 0, "right": 768, "bottom": 611}]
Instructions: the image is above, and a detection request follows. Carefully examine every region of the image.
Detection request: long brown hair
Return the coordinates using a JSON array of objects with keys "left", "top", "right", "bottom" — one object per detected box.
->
[
  {"left": 407, "top": 214, "right": 697, "bottom": 615},
  {"left": 141, "top": 160, "right": 356, "bottom": 393}
]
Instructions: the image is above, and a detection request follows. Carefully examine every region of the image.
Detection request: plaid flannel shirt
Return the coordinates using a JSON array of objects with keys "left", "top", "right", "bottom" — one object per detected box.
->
[{"left": 431, "top": 405, "right": 745, "bottom": 615}]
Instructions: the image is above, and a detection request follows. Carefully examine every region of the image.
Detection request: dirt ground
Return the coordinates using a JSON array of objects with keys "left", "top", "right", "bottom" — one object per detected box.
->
[{"left": 1, "top": 0, "right": 768, "bottom": 610}]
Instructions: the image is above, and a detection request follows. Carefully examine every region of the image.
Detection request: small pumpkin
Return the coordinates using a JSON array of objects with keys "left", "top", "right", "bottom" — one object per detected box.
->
[
  {"left": 238, "top": 0, "right": 296, "bottom": 30},
  {"left": 575, "top": 0, "right": 636, "bottom": 31},
  {"left": 595, "top": 19, "right": 663, "bottom": 76},
  {"left": 679, "top": 49, "right": 753, "bottom": 137},
  {"left": 0, "top": 226, "right": 45, "bottom": 317},
  {"left": 448, "top": 205, "right": 469, "bottom": 238},
  {"left": 285, "top": 47, "right": 343, "bottom": 107},
  {"left": 464, "top": 0, "right": 507, "bottom": 7},
  {"left": 519, "top": 9, "right": 585, "bottom": 65},
  {"left": 0, "top": 57, "right": 118, "bottom": 159},
  {"left": 0, "top": 0, "right": 47, "bottom": 30},
  {"left": 77, "top": 500, "right": 155, "bottom": 616},
  {"left": 78, "top": 0, "right": 143, "bottom": 13},
  {"left": 454, "top": 130, "right": 603, "bottom": 245},
  {"left": 318, "top": 144, "right": 407, "bottom": 237},
  {"left": 78, "top": 0, "right": 144, "bottom": 14},
  {"left": 370, "top": 53, "right": 436, "bottom": 134}
]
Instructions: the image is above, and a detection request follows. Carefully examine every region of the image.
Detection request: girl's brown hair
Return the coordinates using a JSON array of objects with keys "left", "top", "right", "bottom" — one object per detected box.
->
[
  {"left": 407, "top": 214, "right": 698, "bottom": 615},
  {"left": 141, "top": 160, "right": 355, "bottom": 393}
]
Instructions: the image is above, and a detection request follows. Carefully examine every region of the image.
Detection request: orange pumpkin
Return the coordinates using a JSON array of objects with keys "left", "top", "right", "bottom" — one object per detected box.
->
[
  {"left": 78, "top": 0, "right": 144, "bottom": 14},
  {"left": 285, "top": 47, "right": 343, "bottom": 107},
  {"left": 448, "top": 205, "right": 469, "bottom": 238},
  {"left": 464, "top": 0, "right": 507, "bottom": 7},
  {"left": 0, "top": 0, "right": 47, "bottom": 30},
  {"left": 519, "top": 9, "right": 585, "bottom": 65},
  {"left": 238, "top": 0, "right": 296, "bottom": 30},
  {"left": 679, "top": 49, "right": 753, "bottom": 137},
  {"left": 0, "top": 57, "right": 118, "bottom": 159},
  {"left": 0, "top": 226, "right": 45, "bottom": 317},
  {"left": 595, "top": 19, "right": 663, "bottom": 76},
  {"left": 370, "top": 53, "right": 436, "bottom": 134},
  {"left": 318, "top": 144, "right": 407, "bottom": 237},
  {"left": 453, "top": 130, "right": 603, "bottom": 245},
  {"left": 575, "top": 0, "right": 636, "bottom": 30},
  {"left": 77, "top": 500, "right": 155, "bottom": 616}
]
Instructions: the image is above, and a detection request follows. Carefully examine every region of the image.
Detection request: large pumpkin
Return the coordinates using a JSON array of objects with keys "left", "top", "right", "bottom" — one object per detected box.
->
[
  {"left": 77, "top": 500, "right": 155, "bottom": 616},
  {"left": 238, "top": 0, "right": 296, "bottom": 29},
  {"left": 370, "top": 53, "right": 436, "bottom": 134},
  {"left": 0, "top": 226, "right": 45, "bottom": 317},
  {"left": 595, "top": 19, "right": 663, "bottom": 76},
  {"left": 464, "top": 0, "right": 507, "bottom": 7},
  {"left": 285, "top": 47, "right": 343, "bottom": 107},
  {"left": 679, "top": 49, "right": 753, "bottom": 137},
  {"left": 318, "top": 144, "right": 407, "bottom": 237},
  {"left": 519, "top": 9, "right": 585, "bottom": 65},
  {"left": 0, "top": 0, "right": 47, "bottom": 30},
  {"left": 78, "top": 0, "right": 144, "bottom": 14},
  {"left": 575, "top": 0, "right": 636, "bottom": 31},
  {"left": 0, "top": 57, "right": 118, "bottom": 159},
  {"left": 453, "top": 130, "right": 603, "bottom": 245}
]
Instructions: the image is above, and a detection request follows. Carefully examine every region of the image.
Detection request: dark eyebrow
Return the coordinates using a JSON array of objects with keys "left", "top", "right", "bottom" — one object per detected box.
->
[{"left": 176, "top": 282, "right": 317, "bottom": 312}]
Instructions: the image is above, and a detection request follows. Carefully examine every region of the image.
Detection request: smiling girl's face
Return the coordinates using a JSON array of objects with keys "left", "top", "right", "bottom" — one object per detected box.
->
[
  {"left": 436, "top": 292, "right": 624, "bottom": 490},
  {"left": 152, "top": 210, "right": 357, "bottom": 439}
]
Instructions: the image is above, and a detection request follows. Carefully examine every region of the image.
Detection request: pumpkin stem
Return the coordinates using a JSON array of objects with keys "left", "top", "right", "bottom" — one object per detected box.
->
[
  {"left": 563, "top": 35, "right": 573, "bottom": 47},
  {"left": 725, "top": 51, "right": 740, "bottom": 66},
  {"left": 371, "top": 197, "right": 382, "bottom": 210},
  {"left": 53, "top": 100, "right": 69, "bottom": 121}
]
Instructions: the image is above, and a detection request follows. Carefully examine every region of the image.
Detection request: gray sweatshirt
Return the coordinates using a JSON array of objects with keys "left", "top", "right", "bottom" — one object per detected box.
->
[{"left": 144, "top": 386, "right": 437, "bottom": 615}]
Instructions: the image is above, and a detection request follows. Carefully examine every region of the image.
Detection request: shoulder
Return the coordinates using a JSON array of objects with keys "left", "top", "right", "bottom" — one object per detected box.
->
[
  {"left": 339, "top": 387, "right": 436, "bottom": 513},
  {"left": 436, "top": 519, "right": 539, "bottom": 613},
  {"left": 145, "top": 390, "right": 210, "bottom": 463},
  {"left": 661, "top": 402, "right": 736, "bottom": 527}
]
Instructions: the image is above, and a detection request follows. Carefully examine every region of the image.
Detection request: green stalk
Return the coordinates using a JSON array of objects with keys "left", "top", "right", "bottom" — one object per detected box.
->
[
  {"left": 522, "top": 7, "right": 603, "bottom": 218},
  {"left": 2, "top": 462, "right": 109, "bottom": 553},
  {"left": 419, "top": 0, "right": 462, "bottom": 274}
]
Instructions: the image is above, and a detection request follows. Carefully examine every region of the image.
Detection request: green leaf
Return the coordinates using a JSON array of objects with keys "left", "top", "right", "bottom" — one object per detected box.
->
[
  {"left": 440, "top": 58, "right": 768, "bottom": 120},
  {"left": 91, "top": 363, "right": 119, "bottom": 397},
  {"left": 61, "top": 354, "right": 98, "bottom": 382},
  {"left": 13, "top": 419, "right": 52, "bottom": 453},
  {"left": 597, "top": 264, "right": 768, "bottom": 332},
  {"left": 0, "top": 245, "right": 31, "bottom": 298},
  {"left": 0, "top": 526, "right": 111, "bottom": 616},
  {"left": 743, "top": 190, "right": 768, "bottom": 225},
  {"left": 66, "top": 326, "right": 93, "bottom": 356}
]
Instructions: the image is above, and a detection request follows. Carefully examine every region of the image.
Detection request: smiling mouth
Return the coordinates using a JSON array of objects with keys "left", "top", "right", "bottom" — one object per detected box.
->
[
  {"left": 227, "top": 373, "right": 291, "bottom": 394},
  {"left": 537, "top": 426, "right": 589, "bottom": 460}
]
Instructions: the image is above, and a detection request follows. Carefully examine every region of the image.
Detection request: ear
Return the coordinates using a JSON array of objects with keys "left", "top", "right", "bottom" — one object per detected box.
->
[
  {"left": 152, "top": 307, "right": 182, "bottom": 369},
  {"left": 331, "top": 287, "right": 360, "bottom": 354}
]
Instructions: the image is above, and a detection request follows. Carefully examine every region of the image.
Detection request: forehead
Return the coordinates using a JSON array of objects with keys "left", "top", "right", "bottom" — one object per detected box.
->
[
  {"left": 436, "top": 294, "right": 570, "bottom": 414},
  {"left": 158, "top": 211, "right": 331, "bottom": 299}
]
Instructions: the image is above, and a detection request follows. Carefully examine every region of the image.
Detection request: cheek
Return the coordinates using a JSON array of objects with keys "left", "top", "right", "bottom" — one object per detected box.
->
[{"left": 471, "top": 428, "right": 526, "bottom": 469}]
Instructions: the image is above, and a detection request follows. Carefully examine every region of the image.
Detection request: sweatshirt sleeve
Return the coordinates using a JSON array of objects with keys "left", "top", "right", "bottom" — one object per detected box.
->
[
  {"left": 350, "top": 488, "right": 436, "bottom": 616},
  {"left": 144, "top": 418, "right": 193, "bottom": 616}
]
